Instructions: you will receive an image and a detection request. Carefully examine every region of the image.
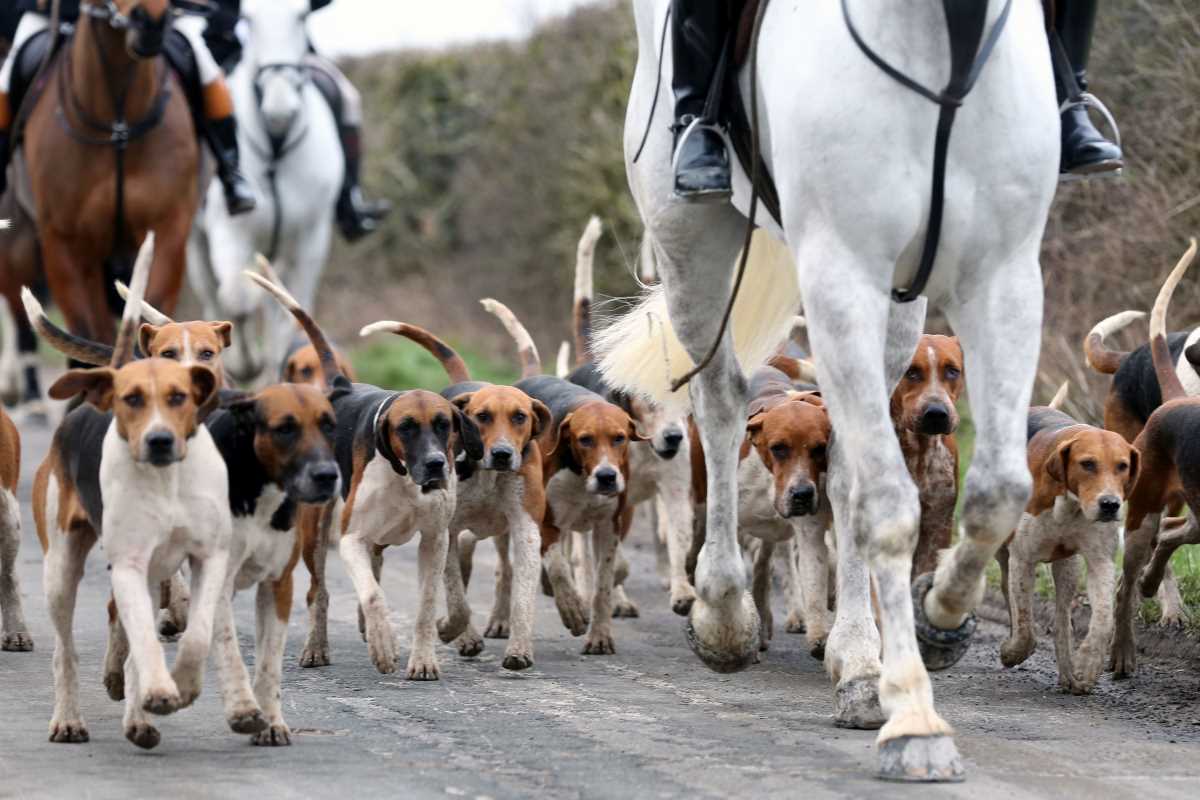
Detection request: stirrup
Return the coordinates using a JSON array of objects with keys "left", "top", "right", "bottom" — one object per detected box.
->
[
  {"left": 1059, "top": 92, "right": 1123, "bottom": 183},
  {"left": 671, "top": 117, "right": 733, "bottom": 202}
]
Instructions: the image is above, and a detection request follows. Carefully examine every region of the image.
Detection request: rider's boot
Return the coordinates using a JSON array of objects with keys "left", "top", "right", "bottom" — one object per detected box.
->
[
  {"left": 671, "top": 0, "right": 731, "bottom": 201},
  {"left": 335, "top": 124, "right": 390, "bottom": 242},
  {"left": 202, "top": 79, "right": 256, "bottom": 215},
  {"left": 1053, "top": 0, "right": 1122, "bottom": 176},
  {"left": 0, "top": 90, "right": 11, "bottom": 196}
]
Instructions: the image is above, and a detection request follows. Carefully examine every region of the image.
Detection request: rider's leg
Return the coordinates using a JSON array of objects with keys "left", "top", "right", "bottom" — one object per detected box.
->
[
  {"left": 0, "top": 13, "right": 50, "bottom": 195},
  {"left": 1052, "top": 0, "right": 1122, "bottom": 175},
  {"left": 305, "top": 54, "right": 390, "bottom": 242},
  {"left": 176, "top": 15, "right": 256, "bottom": 215},
  {"left": 670, "top": 0, "right": 731, "bottom": 201}
]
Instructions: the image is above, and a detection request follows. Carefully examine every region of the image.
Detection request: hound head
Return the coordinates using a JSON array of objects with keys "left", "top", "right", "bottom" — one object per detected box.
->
[
  {"left": 550, "top": 401, "right": 645, "bottom": 497},
  {"left": 746, "top": 392, "right": 831, "bottom": 519},
  {"left": 617, "top": 392, "right": 686, "bottom": 461},
  {"left": 1046, "top": 429, "right": 1138, "bottom": 523},
  {"left": 376, "top": 390, "right": 481, "bottom": 491},
  {"left": 49, "top": 359, "right": 218, "bottom": 466},
  {"left": 450, "top": 385, "right": 549, "bottom": 472},
  {"left": 139, "top": 321, "right": 233, "bottom": 386},
  {"left": 282, "top": 343, "right": 353, "bottom": 390},
  {"left": 892, "top": 334, "right": 963, "bottom": 436},
  {"left": 226, "top": 384, "right": 340, "bottom": 505}
]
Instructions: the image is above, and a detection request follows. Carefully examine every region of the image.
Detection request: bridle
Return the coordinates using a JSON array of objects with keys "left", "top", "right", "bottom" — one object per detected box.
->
[{"left": 249, "top": 58, "right": 312, "bottom": 261}]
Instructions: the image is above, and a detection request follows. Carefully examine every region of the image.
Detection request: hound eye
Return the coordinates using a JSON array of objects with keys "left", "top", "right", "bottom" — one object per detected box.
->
[
  {"left": 1079, "top": 459, "right": 1097, "bottom": 472},
  {"left": 274, "top": 420, "right": 299, "bottom": 438},
  {"left": 199, "top": 350, "right": 215, "bottom": 361},
  {"left": 167, "top": 391, "right": 187, "bottom": 407},
  {"left": 159, "top": 349, "right": 178, "bottom": 360},
  {"left": 476, "top": 411, "right": 492, "bottom": 424},
  {"left": 433, "top": 417, "right": 450, "bottom": 433},
  {"left": 905, "top": 368, "right": 921, "bottom": 382},
  {"left": 124, "top": 393, "right": 144, "bottom": 408},
  {"left": 398, "top": 418, "right": 419, "bottom": 433},
  {"left": 944, "top": 367, "right": 960, "bottom": 380},
  {"left": 578, "top": 435, "right": 595, "bottom": 448},
  {"left": 810, "top": 444, "right": 827, "bottom": 459},
  {"left": 512, "top": 412, "right": 527, "bottom": 425},
  {"left": 300, "top": 367, "right": 314, "bottom": 378},
  {"left": 1116, "top": 462, "right": 1128, "bottom": 472},
  {"left": 612, "top": 434, "right": 626, "bottom": 446},
  {"left": 770, "top": 444, "right": 790, "bottom": 459}
]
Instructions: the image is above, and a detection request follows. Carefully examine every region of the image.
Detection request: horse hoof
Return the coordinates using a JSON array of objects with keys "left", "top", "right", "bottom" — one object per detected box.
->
[
  {"left": 877, "top": 735, "right": 965, "bottom": 782},
  {"left": 833, "top": 677, "right": 885, "bottom": 729},
  {"left": 911, "top": 573, "right": 976, "bottom": 671},
  {"left": 684, "top": 619, "right": 759, "bottom": 674}
]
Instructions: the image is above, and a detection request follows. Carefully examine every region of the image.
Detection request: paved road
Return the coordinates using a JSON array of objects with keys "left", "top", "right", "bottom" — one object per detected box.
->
[{"left": 1, "top": 419, "right": 1198, "bottom": 800}]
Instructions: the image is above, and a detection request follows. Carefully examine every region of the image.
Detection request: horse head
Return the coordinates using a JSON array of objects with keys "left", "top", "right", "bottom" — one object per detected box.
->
[
  {"left": 90, "top": 0, "right": 172, "bottom": 58},
  {"left": 244, "top": 0, "right": 312, "bottom": 141}
]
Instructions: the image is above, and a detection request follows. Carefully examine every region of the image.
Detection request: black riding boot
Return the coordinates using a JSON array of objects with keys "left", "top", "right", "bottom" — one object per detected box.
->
[
  {"left": 335, "top": 125, "right": 390, "bottom": 242},
  {"left": 1053, "top": 0, "right": 1122, "bottom": 175},
  {"left": 206, "top": 115, "right": 257, "bottom": 215},
  {"left": 671, "top": 0, "right": 731, "bottom": 201}
]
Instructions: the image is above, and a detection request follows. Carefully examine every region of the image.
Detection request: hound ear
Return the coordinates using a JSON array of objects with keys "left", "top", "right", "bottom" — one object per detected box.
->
[
  {"left": 530, "top": 399, "right": 552, "bottom": 442},
  {"left": 138, "top": 323, "right": 159, "bottom": 358},
  {"left": 375, "top": 415, "right": 407, "bottom": 476},
  {"left": 210, "top": 321, "right": 234, "bottom": 348},
  {"left": 48, "top": 368, "right": 116, "bottom": 409},
  {"left": 283, "top": 356, "right": 297, "bottom": 383},
  {"left": 1046, "top": 439, "right": 1073, "bottom": 484},
  {"left": 543, "top": 412, "right": 573, "bottom": 459},
  {"left": 454, "top": 407, "right": 485, "bottom": 461},
  {"left": 221, "top": 391, "right": 258, "bottom": 435},
  {"left": 746, "top": 412, "right": 766, "bottom": 446},
  {"left": 628, "top": 416, "right": 650, "bottom": 442},
  {"left": 450, "top": 391, "right": 475, "bottom": 412},
  {"left": 1126, "top": 446, "right": 1141, "bottom": 493},
  {"left": 189, "top": 366, "right": 220, "bottom": 420}
]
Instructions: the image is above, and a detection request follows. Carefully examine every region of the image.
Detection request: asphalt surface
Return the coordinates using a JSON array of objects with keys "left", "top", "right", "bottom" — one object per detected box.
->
[{"left": 1, "top": 418, "right": 1198, "bottom": 800}]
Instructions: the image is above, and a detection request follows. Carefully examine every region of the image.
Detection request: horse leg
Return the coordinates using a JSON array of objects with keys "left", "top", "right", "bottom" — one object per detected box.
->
[
  {"left": 145, "top": 218, "right": 191, "bottom": 317},
  {"left": 41, "top": 236, "right": 112, "bottom": 351}
]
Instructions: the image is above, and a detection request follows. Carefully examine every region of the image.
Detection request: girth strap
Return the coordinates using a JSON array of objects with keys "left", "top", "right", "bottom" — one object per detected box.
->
[{"left": 842, "top": 0, "right": 1013, "bottom": 303}]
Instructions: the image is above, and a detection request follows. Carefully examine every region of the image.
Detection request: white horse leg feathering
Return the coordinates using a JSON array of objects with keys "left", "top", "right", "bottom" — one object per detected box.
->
[{"left": 601, "top": 0, "right": 1058, "bottom": 782}]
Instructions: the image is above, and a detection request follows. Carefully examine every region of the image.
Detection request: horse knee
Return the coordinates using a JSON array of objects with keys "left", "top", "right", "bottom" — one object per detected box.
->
[
  {"left": 961, "top": 462, "right": 1030, "bottom": 544},
  {"left": 855, "top": 478, "right": 920, "bottom": 561}
]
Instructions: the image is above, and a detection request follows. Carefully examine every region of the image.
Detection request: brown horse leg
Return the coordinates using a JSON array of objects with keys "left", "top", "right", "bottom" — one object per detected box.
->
[{"left": 41, "top": 235, "right": 114, "bottom": 359}]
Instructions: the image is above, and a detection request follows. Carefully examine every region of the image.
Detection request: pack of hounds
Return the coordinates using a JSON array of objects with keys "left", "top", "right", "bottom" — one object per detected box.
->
[{"left": 0, "top": 221, "right": 1196, "bottom": 751}]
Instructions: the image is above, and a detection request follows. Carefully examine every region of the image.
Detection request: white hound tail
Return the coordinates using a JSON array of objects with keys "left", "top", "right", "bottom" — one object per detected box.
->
[
  {"left": 480, "top": 298, "right": 542, "bottom": 379},
  {"left": 594, "top": 229, "right": 800, "bottom": 415}
]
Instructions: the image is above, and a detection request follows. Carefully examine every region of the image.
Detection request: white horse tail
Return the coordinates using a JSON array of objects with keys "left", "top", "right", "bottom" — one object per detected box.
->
[
  {"left": 594, "top": 229, "right": 800, "bottom": 414},
  {"left": 573, "top": 215, "right": 602, "bottom": 366},
  {"left": 112, "top": 233, "right": 155, "bottom": 368},
  {"left": 480, "top": 298, "right": 541, "bottom": 379}
]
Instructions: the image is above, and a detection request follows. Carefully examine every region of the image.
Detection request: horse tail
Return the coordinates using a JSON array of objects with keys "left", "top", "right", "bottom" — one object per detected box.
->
[
  {"left": 480, "top": 299, "right": 541, "bottom": 379},
  {"left": 20, "top": 287, "right": 112, "bottom": 366},
  {"left": 1047, "top": 380, "right": 1069, "bottom": 411},
  {"left": 358, "top": 321, "right": 471, "bottom": 384},
  {"left": 243, "top": 254, "right": 343, "bottom": 388},
  {"left": 1083, "top": 310, "right": 1144, "bottom": 375},
  {"left": 573, "top": 215, "right": 602, "bottom": 367},
  {"left": 111, "top": 234, "right": 154, "bottom": 368},
  {"left": 1149, "top": 239, "right": 1197, "bottom": 404},
  {"left": 114, "top": 280, "right": 174, "bottom": 325},
  {"left": 594, "top": 229, "right": 800, "bottom": 415}
]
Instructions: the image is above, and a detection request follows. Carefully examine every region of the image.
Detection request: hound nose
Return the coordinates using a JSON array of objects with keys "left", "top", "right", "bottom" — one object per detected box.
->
[
  {"left": 424, "top": 454, "right": 446, "bottom": 478},
  {"left": 1097, "top": 495, "right": 1122, "bottom": 520},
  {"left": 310, "top": 463, "right": 340, "bottom": 491},
  {"left": 146, "top": 431, "right": 175, "bottom": 461},
  {"left": 491, "top": 446, "right": 514, "bottom": 469},
  {"left": 660, "top": 431, "right": 684, "bottom": 457},
  {"left": 594, "top": 467, "right": 619, "bottom": 493},
  {"left": 787, "top": 483, "right": 817, "bottom": 516},
  {"left": 917, "top": 403, "right": 953, "bottom": 435}
]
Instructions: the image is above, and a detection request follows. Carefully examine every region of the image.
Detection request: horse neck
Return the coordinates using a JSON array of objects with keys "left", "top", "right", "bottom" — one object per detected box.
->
[{"left": 70, "top": 12, "right": 162, "bottom": 125}]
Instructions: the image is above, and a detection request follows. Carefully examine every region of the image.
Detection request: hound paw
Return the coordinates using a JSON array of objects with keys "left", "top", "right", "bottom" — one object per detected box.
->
[
  {"left": 252, "top": 722, "right": 293, "bottom": 746},
  {"left": 103, "top": 669, "right": 125, "bottom": 701},
  {"left": 124, "top": 721, "right": 161, "bottom": 750},
  {"left": 156, "top": 609, "right": 185, "bottom": 640},
  {"left": 612, "top": 599, "right": 640, "bottom": 618},
  {"left": 555, "top": 594, "right": 590, "bottom": 637},
  {"left": 999, "top": 636, "right": 1035, "bottom": 668},
  {"left": 1, "top": 630, "right": 33, "bottom": 651},
  {"left": 228, "top": 705, "right": 268, "bottom": 734},
  {"left": 1110, "top": 637, "right": 1138, "bottom": 679},
  {"left": 877, "top": 735, "right": 965, "bottom": 783},
  {"left": 170, "top": 667, "right": 203, "bottom": 708},
  {"left": 502, "top": 647, "right": 534, "bottom": 671},
  {"left": 455, "top": 628, "right": 484, "bottom": 658},
  {"left": 48, "top": 719, "right": 89, "bottom": 743},
  {"left": 357, "top": 605, "right": 367, "bottom": 641},
  {"left": 582, "top": 632, "right": 615, "bottom": 655},
  {"left": 807, "top": 636, "right": 827, "bottom": 661},
  {"left": 784, "top": 611, "right": 806, "bottom": 634},
  {"left": 671, "top": 591, "right": 695, "bottom": 617},
  {"left": 141, "top": 685, "right": 182, "bottom": 716},
  {"left": 366, "top": 622, "right": 399, "bottom": 675},
  {"left": 483, "top": 618, "right": 510, "bottom": 639},
  {"left": 299, "top": 640, "right": 331, "bottom": 668},
  {"left": 405, "top": 652, "right": 441, "bottom": 681}
]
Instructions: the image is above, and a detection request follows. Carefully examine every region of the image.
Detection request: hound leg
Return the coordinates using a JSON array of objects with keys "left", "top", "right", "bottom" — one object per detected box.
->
[
  {"left": 110, "top": 559, "right": 179, "bottom": 715},
  {"left": 574, "top": 529, "right": 595, "bottom": 604},
  {"left": 211, "top": 586, "right": 267, "bottom": 735},
  {"left": 441, "top": 529, "right": 482, "bottom": 657},
  {"left": 0, "top": 487, "right": 31, "bottom": 651},
  {"left": 172, "top": 548, "right": 230, "bottom": 708},
  {"left": 251, "top": 576, "right": 294, "bottom": 746},
  {"left": 1073, "top": 533, "right": 1116, "bottom": 694},
  {"left": 1000, "top": 536, "right": 1038, "bottom": 668},
  {"left": 300, "top": 504, "right": 332, "bottom": 667},
  {"left": 582, "top": 516, "right": 620, "bottom": 655},
  {"left": 503, "top": 517, "right": 540, "bottom": 670},
  {"left": 926, "top": 261, "right": 1042, "bottom": 637},
  {"left": 340, "top": 531, "right": 398, "bottom": 674},
  {"left": 121, "top": 655, "right": 161, "bottom": 749},
  {"left": 750, "top": 537, "right": 774, "bottom": 653},
  {"left": 646, "top": 501, "right": 670, "bottom": 587},
  {"left": 157, "top": 571, "right": 190, "bottom": 638},
  {"left": 660, "top": 490, "right": 697, "bottom": 616},
  {"left": 45, "top": 524, "right": 96, "bottom": 742},
  {"left": 102, "top": 597, "right": 130, "bottom": 700},
  {"left": 484, "top": 532, "right": 513, "bottom": 637},
  {"left": 406, "top": 529, "right": 448, "bottom": 680},
  {"left": 544, "top": 521, "right": 589, "bottom": 636},
  {"left": 1139, "top": 517, "right": 1199, "bottom": 607},
  {"left": 1156, "top": 567, "right": 1187, "bottom": 627},
  {"left": 358, "top": 545, "right": 384, "bottom": 640},
  {"left": 781, "top": 537, "right": 806, "bottom": 634},
  {"left": 793, "top": 518, "right": 832, "bottom": 659},
  {"left": 1049, "top": 557, "right": 1079, "bottom": 690},
  {"left": 460, "top": 530, "right": 478, "bottom": 589},
  {"left": 1112, "top": 512, "right": 1159, "bottom": 678},
  {"left": 611, "top": 544, "right": 640, "bottom": 618}
]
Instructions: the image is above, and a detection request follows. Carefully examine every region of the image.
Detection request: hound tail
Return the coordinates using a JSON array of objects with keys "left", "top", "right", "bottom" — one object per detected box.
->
[
  {"left": 480, "top": 298, "right": 541, "bottom": 379},
  {"left": 1149, "top": 239, "right": 1198, "bottom": 404},
  {"left": 114, "top": 280, "right": 174, "bottom": 326},
  {"left": 243, "top": 254, "right": 343, "bottom": 388},
  {"left": 111, "top": 233, "right": 155, "bottom": 368},
  {"left": 1083, "top": 310, "right": 1145, "bottom": 374},
  {"left": 1047, "top": 380, "right": 1069, "bottom": 411},
  {"left": 766, "top": 354, "right": 819, "bottom": 385},
  {"left": 594, "top": 229, "right": 800, "bottom": 415},
  {"left": 573, "top": 215, "right": 602, "bottom": 367},
  {"left": 20, "top": 288, "right": 113, "bottom": 366},
  {"left": 359, "top": 321, "right": 471, "bottom": 384},
  {"left": 555, "top": 341, "right": 571, "bottom": 378}
]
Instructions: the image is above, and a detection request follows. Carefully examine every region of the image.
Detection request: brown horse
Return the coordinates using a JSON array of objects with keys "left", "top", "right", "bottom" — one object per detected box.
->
[{"left": 21, "top": 0, "right": 198, "bottom": 357}]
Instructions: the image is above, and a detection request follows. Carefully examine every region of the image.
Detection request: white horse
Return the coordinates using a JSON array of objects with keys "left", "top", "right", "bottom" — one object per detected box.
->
[
  {"left": 187, "top": 0, "right": 342, "bottom": 382},
  {"left": 597, "top": 0, "right": 1058, "bottom": 781}
]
